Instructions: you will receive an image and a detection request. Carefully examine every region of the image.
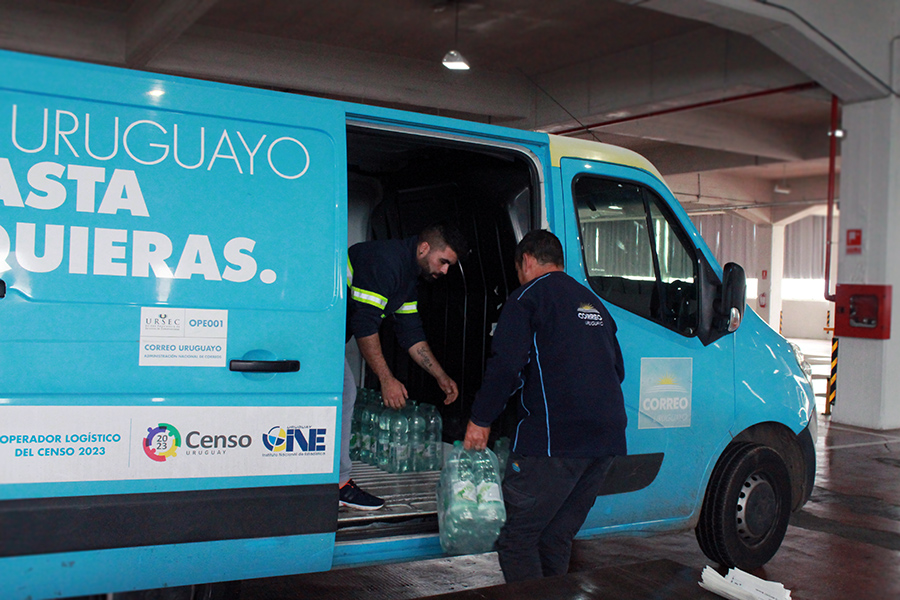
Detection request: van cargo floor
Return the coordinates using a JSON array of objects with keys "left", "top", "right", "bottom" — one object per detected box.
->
[{"left": 338, "top": 461, "right": 441, "bottom": 535}]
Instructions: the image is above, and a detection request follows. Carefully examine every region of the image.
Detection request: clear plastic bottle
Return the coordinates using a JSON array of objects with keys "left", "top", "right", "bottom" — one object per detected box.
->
[
  {"left": 366, "top": 392, "right": 384, "bottom": 464},
  {"left": 375, "top": 405, "right": 392, "bottom": 471},
  {"left": 358, "top": 391, "right": 374, "bottom": 464},
  {"left": 475, "top": 451, "right": 506, "bottom": 541},
  {"left": 349, "top": 387, "right": 365, "bottom": 461},
  {"left": 388, "top": 408, "right": 410, "bottom": 473},
  {"left": 455, "top": 452, "right": 476, "bottom": 502},
  {"left": 439, "top": 443, "right": 480, "bottom": 554},
  {"left": 408, "top": 403, "right": 427, "bottom": 472},
  {"left": 421, "top": 403, "right": 444, "bottom": 471},
  {"left": 492, "top": 436, "right": 510, "bottom": 479},
  {"left": 438, "top": 444, "right": 507, "bottom": 555},
  {"left": 441, "top": 445, "right": 460, "bottom": 511}
]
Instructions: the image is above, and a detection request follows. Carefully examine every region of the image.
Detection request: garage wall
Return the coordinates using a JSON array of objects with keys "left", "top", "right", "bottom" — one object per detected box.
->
[{"left": 746, "top": 299, "right": 833, "bottom": 339}]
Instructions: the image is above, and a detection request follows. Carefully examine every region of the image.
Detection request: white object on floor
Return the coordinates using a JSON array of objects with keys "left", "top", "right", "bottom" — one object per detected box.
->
[{"left": 699, "top": 565, "right": 791, "bottom": 600}]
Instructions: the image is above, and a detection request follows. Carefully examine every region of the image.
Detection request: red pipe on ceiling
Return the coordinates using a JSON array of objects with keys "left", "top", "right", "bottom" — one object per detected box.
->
[{"left": 552, "top": 81, "right": 820, "bottom": 135}]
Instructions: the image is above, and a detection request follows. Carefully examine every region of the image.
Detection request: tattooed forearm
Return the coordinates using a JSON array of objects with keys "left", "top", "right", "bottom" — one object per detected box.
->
[{"left": 416, "top": 345, "right": 436, "bottom": 373}]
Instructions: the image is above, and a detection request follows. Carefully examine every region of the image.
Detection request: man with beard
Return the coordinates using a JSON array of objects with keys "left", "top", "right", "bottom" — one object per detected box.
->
[{"left": 340, "top": 222, "right": 468, "bottom": 510}]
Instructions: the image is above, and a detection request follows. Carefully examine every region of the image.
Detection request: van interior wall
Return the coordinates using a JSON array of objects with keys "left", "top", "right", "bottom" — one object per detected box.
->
[
  {"left": 345, "top": 173, "right": 384, "bottom": 381},
  {"left": 347, "top": 129, "right": 534, "bottom": 443}
]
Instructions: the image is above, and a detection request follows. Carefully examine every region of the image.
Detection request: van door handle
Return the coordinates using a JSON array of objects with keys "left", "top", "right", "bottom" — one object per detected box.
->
[{"left": 229, "top": 359, "right": 300, "bottom": 373}]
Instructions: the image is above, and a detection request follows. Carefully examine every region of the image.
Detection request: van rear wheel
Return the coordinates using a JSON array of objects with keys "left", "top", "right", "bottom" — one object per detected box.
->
[{"left": 695, "top": 443, "right": 792, "bottom": 571}]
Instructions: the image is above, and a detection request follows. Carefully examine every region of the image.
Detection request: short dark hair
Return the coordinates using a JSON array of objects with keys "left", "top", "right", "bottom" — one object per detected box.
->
[
  {"left": 419, "top": 222, "right": 469, "bottom": 259},
  {"left": 515, "top": 229, "right": 564, "bottom": 268}
]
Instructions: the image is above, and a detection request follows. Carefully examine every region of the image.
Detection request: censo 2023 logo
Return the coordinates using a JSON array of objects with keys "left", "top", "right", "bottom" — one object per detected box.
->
[
  {"left": 143, "top": 422, "right": 254, "bottom": 461},
  {"left": 143, "top": 423, "right": 181, "bottom": 462}
]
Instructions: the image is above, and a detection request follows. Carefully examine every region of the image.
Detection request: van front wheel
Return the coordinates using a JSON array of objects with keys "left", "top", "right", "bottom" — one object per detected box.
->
[{"left": 695, "top": 443, "right": 792, "bottom": 571}]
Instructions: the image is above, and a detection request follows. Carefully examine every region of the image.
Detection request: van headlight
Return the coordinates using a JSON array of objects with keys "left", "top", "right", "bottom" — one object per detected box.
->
[{"left": 788, "top": 341, "right": 813, "bottom": 383}]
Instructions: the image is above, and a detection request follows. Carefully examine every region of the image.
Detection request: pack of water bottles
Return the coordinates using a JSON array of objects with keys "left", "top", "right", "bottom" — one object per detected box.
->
[
  {"left": 350, "top": 388, "right": 444, "bottom": 473},
  {"left": 436, "top": 442, "right": 507, "bottom": 555},
  {"left": 492, "top": 436, "right": 510, "bottom": 478}
]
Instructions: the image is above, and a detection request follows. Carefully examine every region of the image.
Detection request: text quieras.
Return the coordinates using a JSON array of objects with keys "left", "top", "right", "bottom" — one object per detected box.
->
[{"left": 0, "top": 104, "right": 319, "bottom": 284}]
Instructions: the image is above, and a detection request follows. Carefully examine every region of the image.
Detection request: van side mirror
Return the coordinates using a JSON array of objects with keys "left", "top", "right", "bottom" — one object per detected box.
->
[{"left": 718, "top": 262, "right": 746, "bottom": 333}]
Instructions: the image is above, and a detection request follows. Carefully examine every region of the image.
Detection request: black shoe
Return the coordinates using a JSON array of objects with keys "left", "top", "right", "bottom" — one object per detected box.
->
[{"left": 339, "top": 479, "right": 385, "bottom": 510}]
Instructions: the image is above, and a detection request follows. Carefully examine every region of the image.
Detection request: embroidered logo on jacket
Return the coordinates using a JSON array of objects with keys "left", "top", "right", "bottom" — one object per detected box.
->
[{"left": 576, "top": 303, "right": 604, "bottom": 326}]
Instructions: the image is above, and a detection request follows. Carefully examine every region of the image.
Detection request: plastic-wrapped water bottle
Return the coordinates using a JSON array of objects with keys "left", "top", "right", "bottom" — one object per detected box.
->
[
  {"left": 440, "top": 446, "right": 460, "bottom": 509},
  {"left": 438, "top": 443, "right": 505, "bottom": 555},
  {"left": 492, "top": 436, "right": 510, "bottom": 479},
  {"left": 474, "top": 453, "right": 506, "bottom": 539},
  {"left": 421, "top": 403, "right": 444, "bottom": 471},
  {"left": 358, "top": 390, "right": 379, "bottom": 465},
  {"left": 388, "top": 408, "right": 410, "bottom": 473},
  {"left": 349, "top": 387, "right": 366, "bottom": 461},
  {"left": 408, "top": 404, "right": 427, "bottom": 471},
  {"left": 367, "top": 392, "right": 384, "bottom": 463},
  {"left": 444, "top": 445, "right": 479, "bottom": 553},
  {"left": 455, "top": 452, "right": 476, "bottom": 503},
  {"left": 357, "top": 394, "right": 374, "bottom": 464},
  {"left": 375, "top": 405, "right": 392, "bottom": 471}
]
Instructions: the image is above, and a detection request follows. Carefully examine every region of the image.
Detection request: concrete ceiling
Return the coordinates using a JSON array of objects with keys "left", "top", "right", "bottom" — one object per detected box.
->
[{"left": 0, "top": 0, "right": 855, "bottom": 222}]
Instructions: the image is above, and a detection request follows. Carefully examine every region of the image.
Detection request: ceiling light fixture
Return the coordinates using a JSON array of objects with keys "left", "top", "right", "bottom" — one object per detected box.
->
[
  {"left": 773, "top": 183, "right": 792, "bottom": 195},
  {"left": 442, "top": 1, "right": 469, "bottom": 70},
  {"left": 774, "top": 164, "right": 791, "bottom": 195}
]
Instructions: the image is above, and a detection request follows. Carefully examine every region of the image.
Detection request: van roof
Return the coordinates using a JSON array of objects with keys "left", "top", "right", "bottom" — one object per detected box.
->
[{"left": 548, "top": 134, "right": 667, "bottom": 186}]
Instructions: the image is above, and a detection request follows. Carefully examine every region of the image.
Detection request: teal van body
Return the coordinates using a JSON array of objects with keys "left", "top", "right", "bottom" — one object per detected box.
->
[{"left": 0, "top": 50, "right": 816, "bottom": 599}]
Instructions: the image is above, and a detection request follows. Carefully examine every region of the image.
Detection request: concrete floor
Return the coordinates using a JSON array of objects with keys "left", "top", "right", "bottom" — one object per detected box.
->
[{"left": 238, "top": 339, "right": 900, "bottom": 600}]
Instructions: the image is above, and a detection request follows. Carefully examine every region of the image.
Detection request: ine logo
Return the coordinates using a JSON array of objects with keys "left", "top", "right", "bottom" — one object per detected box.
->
[
  {"left": 262, "top": 426, "right": 327, "bottom": 453},
  {"left": 143, "top": 423, "right": 181, "bottom": 462}
]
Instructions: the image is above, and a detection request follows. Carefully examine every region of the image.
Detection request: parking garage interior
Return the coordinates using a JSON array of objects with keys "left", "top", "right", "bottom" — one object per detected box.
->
[{"left": 2, "top": 1, "right": 900, "bottom": 599}]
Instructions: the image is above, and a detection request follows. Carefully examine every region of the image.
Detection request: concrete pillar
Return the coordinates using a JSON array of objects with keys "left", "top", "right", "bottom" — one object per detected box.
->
[
  {"left": 827, "top": 211, "right": 840, "bottom": 329},
  {"left": 831, "top": 95, "right": 900, "bottom": 429},
  {"left": 768, "top": 224, "right": 785, "bottom": 333},
  {"left": 754, "top": 224, "right": 783, "bottom": 331}
]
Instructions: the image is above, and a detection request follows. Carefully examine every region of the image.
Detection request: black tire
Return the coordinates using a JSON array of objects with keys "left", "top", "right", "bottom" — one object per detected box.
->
[
  {"left": 695, "top": 444, "right": 792, "bottom": 571},
  {"left": 695, "top": 442, "right": 751, "bottom": 565}
]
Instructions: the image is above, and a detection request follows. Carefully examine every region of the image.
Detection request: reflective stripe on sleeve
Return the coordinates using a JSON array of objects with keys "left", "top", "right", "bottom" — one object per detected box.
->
[
  {"left": 350, "top": 286, "right": 388, "bottom": 310},
  {"left": 347, "top": 256, "right": 354, "bottom": 287},
  {"left": 396, "top": 301, "right": 418, "bottom": 315}
]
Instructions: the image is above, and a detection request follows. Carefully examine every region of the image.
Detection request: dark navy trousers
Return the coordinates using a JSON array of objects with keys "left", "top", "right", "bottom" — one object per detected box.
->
[{"left": 497, "top": 453, "right": 614, "bottom": 583}]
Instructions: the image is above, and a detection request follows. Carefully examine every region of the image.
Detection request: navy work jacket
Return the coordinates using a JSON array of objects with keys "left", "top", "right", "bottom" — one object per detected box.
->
[
  {"left": 470, "top": 271, "right": 627, "bottom": 458},
  {"left": 345, "top": 236, "right": 426, "bottom": 350}
]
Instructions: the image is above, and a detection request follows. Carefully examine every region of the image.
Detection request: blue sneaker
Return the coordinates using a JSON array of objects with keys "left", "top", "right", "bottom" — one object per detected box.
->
[{"left": 339, "top": 479, "right": 385, "bottom": 510}]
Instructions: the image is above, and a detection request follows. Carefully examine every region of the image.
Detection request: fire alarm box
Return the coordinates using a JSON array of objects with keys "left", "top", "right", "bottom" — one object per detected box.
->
[{"left": 834, "top": 284, "right": 892, "bottom": 339}]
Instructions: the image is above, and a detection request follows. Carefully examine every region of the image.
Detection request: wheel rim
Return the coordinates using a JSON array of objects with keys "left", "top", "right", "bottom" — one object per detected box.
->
[{"left": 735, "top": 472, "right": 778, "bottom": 544}]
